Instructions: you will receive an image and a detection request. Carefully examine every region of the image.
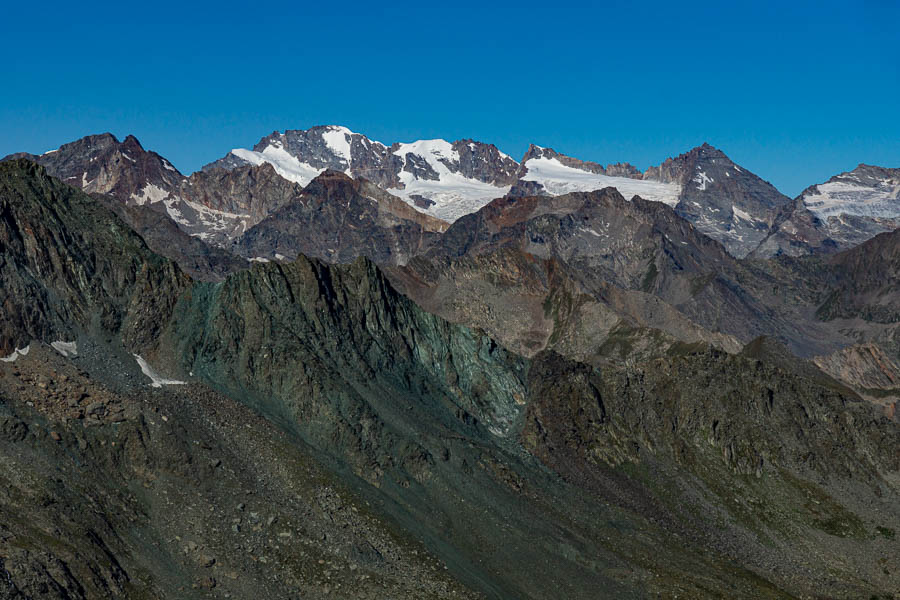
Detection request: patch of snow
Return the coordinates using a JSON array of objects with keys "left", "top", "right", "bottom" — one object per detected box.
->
[
  {"left": 520, "top": 157, "right": 681, "bottom": 207},
  {"left": 162, "top": 197, "right": 191, "bottom": 226},
  {"left": 81, "top": 172, "right": 90, "bottom": 188},
  {"left": 42, "top": 148, "right": 59, "bottom": 156},
  {"left": 231, "top": 142, "right": 321, "bottom": 185},
  {"left": 51, "top": 341, "right": 78, "bottom": 357},
  {"left": 133, "top": 354, "right": 186, "bottom": 388},
  {"left": 274, "top": 253, "right": 287, "bottom": 261},
  {"left": 167, "top": 198, "right": 250, "bottom": 241},
  {"left": 693, "top": 171, "right": 714, "bottom": 191},
  {"left": 1, "top": 345, "right": 29, "bottom": 363},
  {"left": 121, "top": 152, "right": 136, "bottom": 163},
  {"left": 163, "top": 160, "right": 177, "bottom": 172},
  {"left": 322, "top": 126, "right": 353, "bottom": 163},
  {"left": 250, "top": 257, "right": 270, "bottom": 263},
  {"left": 732, "top": 206, "right": 754, "bottom": 222},
  {"left": 131, "top": 183, "right": 170, "bottom": 206}
]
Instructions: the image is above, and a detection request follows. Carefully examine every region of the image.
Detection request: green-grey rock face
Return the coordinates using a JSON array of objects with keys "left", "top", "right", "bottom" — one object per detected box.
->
[
  {"left": 166, "top": 255, "right": 528, "bottom": 450},
  {"left": 0, "top": 159, "right": 187, "bottom": 354}
]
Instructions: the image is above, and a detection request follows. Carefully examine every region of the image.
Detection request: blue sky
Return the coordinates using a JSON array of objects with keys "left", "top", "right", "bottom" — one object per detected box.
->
[{"left": 2, "top": 0, "right": 897, "bottom": 196}]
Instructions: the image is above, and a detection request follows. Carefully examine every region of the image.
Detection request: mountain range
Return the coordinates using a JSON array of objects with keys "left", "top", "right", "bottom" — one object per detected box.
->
[
  {"left": 1, "top": 125, "right": 900, "bottom": 599},
  {"left": 9, "top": 126, "right": 900, "bottom": 264}
]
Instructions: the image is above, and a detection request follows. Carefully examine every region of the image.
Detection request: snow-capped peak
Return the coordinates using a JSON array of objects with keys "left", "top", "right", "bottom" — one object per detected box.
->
[
  {"left": 321, "top": 125, "right": 353, "bottom": 163},
  {"left": 802, "top": 166, "right": 900, "bottom": 220}
]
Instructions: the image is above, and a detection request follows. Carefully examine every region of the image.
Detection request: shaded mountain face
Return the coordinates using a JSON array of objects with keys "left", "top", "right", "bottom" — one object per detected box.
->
[
  {"left": 235, "top": 170, "right": 447, "bottom": 266},
  {"left": 0, "top": 159, "right": 187, "bottom": 355},
  {"left": 94, "top": 195, "right": 248, "bottom": 282},
  {"left": 754, "top": 164, "right": 900, "bottom": 257},
  {"left": 817, "top": 227, "right": 900, "bottom": 324},
  {"left": 522, "top": 348, "right": 900, "bottom": 597},
  {"left": 2, "top": 161, "right": 900, "bottom": 599}
]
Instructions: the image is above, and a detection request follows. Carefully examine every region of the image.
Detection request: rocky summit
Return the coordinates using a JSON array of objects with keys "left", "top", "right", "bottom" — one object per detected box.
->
[{"left": 1, "top": 126, "right": 900, "bottom": 600}]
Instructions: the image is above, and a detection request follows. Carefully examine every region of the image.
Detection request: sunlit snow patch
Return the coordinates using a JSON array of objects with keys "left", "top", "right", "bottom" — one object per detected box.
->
[
  {"left": 131, "top": 183, "right": 170, "bottom": 206},
  {"left": 521, "top": 157, "right": 681, "bottom": 206},
  {"left": 133, "top": 355, "right": 186, "bottom": 388},
  {"left": 321, "top": 125, "right": 353, "bottom": 163},
  {"left": 51, "top": 341, "right": 78, "bottom": 357},
  {"left": 732, "top": 206, "right": 755, "bottom": 222},
  {"left": 693, "top": 171, "right": 713, "bottom": 191},
  {"left": 1, "top": 345, "right": 30, "bottom": 363},
  {"left": 231, "top": 141, "right": 322, "bottom": 185}
]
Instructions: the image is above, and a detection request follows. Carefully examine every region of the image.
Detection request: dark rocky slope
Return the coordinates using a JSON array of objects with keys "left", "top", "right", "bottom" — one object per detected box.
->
[
  {"left": 0, "top": 159, "right": 187, "bottom": 355},
  {"left": 94, "top": 194, "right": 248, "bottom": 282},
  {"left": 235, "top": 170, "right": 447, "bottom": 265},
  {"left": 0, "top": 345, "right": 478, "bottom": 600},
  {"left": 523, "top": 348, "right": 900, "bottom": 598}
]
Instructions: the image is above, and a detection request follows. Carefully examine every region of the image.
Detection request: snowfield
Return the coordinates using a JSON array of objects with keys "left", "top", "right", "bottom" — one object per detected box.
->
[
  {"left": 232, "top": 141, "right": 321, "bottom": 185},
  {"left": 521, "top": 157, "right": 681, "bottom": 207},
  {"left": 803, "top": 178, "right": 900, "bottom": 220},
  {"left": 386, "top": 139, "right": 510, "bottom": 222}
]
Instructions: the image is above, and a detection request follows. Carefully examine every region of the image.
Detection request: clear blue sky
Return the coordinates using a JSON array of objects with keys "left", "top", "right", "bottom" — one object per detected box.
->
[{"left": 2, "top": 0, "right": 897, "bottom": 196}]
